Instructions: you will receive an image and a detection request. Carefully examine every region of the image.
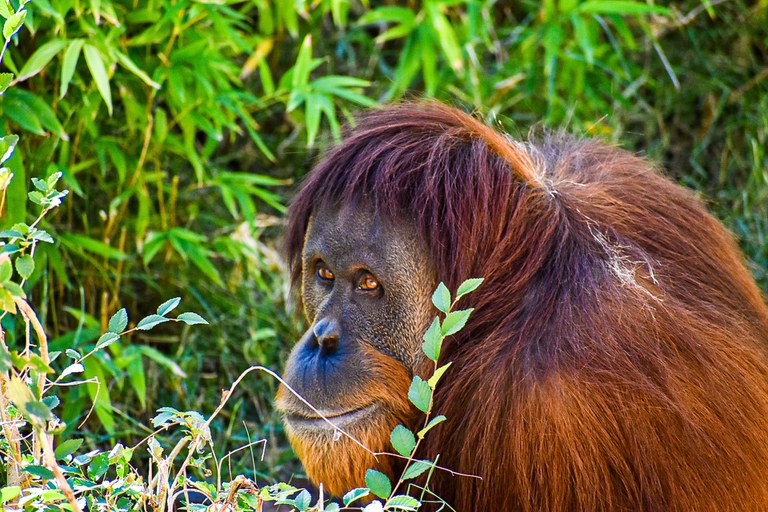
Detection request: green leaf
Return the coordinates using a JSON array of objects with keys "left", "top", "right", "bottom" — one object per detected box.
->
[
  {"left": 17, "top": 39, "right": 67, "bottom": 81},
  {"left": 157, "top": 297, "right": 180, "bottom": 316},
  {"left": 60, "top": 39, "right": 85, "bottom": 98},
  {"left": 358, "top": 6, "right": 415, "bottom": 26},
  {"left": 390, "top": 424, "right": 416, "bottom": 456},
  {"left": 177, "top": 312, "right": 208, "bottom": 325},
  {"left": 14, "top": 253, "right": 33, "bottom": 279},
  {"left": 292, "top": 34, "right": 313, "bottom": 90},
  {"left": 408, "top": 376, "right": 431, "bottom": 413},
  {"left": 152, "top": 410, "right": 175, "bottom": 427},
  {"left": 4, "top": 95, "right": 44, "bottom": 135},
  {"left": 0, "top": 134, "right": 18, "bottom": 163},
  {"left": 343, "top": 488, "right": 370, "bottom": 506},
  {"left": 365, "top": 469, "right": 392, "bottom": 499},
  {"left": 421, "top": 317, "right": 442, "bottom": 362},
  {"left": 427, "top": 362, "right": 452, "bottom": 390},
  {"left": 417, "top": 415, "right": 446, "bottom": 439},
  {"left": 0, "top": 0, "right": 11, "bottom": 19},
  {"left": 3, "top": 281, "right": 24, "bottom": 297},
  {"left": 0, "top": 258, "right": 11, "bottom": 282},
  {"left": 95, "top": 332, "right": 120, "bottom": 350},
  {"left": 441, "top": 308, "right": 473, "bottom": 336},
  {"left": 0, "top": 288, "right": 15, "bottom": 313},
  {"left": 426, "top": 3, "right": 463, "bottom": 72},
  {"left": 108, "top": 308, "right": 128, "bottom": 333},
  {"left": 0, "top": 72, "right": 12, "bottom": 95},
  {"left": 60, "top": 234, "right": 127, "bottom": 260},
  {"left": 401, "top": 460, "right": 431, "bottom": 480},
  {"left": 60, "top": 362, "right": 84, "bottom": 379},
  {"left": 136, "top": 314, "right": 169, "bottom": 330},
  {"left": 1, "top": 486, "right": 21, "bottom": 504},
  {"left": 87, "top": 452, "right": 109, "bottom": 479},
  {"left": 305, "top": 92, "right": 322, "bottom": 147},
  {"left": 113, "top": 49, "right": 160, "bottom": 89},
  {"left": 570, "top": 14, "right": 594, "bottom": 65},
  {"left": 431, "top": 282, "right": 451, "bottom": 313},
  {"left": 55, "top": 438, "right": 84, "bottom": 460},
  {"left": 138, "top": 346, "right": 186, "bottom": 377},
  {"left": 577, "top": 1, "right": 672, "bottom": 15},
  {"left": 385, "top": 495, "right": 420, "bottom": 511},
  {"left": 83, "top": 44, "right": 112, "bottom": 115},
  {"left": 3, "top": 10, "right": 26, "bottom": 40},
  {"left": 24, "top": 400, "right": 52, "bottom": 421},
  {"left": 42, "top": 394, "right": 59, "bottom": 409},
  {"left": 0, "top": 345, "right": 11, "bottom": 372},
  {"left": 455, "top": 278, "right": 484, "bottom": 300},
  {"left": 294, "top": 489, "right": 311, "bottom": 510},
  {"left": 22, "top": 465, "right": 55, "bottom": 481},
  {"left": 126, "top": 353, "right": 146, "bottom": 409},
  {"left": 30, "top": 229, "right": 54, "bottom": 243}
]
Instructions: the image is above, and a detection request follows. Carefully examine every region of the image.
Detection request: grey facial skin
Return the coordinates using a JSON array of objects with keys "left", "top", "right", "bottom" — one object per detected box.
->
[{"left": 277, "top": 204, "right": 435, "bottom": 427}]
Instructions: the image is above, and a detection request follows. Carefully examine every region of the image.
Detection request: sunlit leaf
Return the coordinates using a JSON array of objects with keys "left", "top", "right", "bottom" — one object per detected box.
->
[
  {"left": 157, "top": 297, "right": 181, "bottom": 316},
  {"left": 431, "top": 282, "right": 451, "bottom": 313},
  {"left": 3, "top": 10, "right": 26, "bottom": 40},
  {"left": 408, "top": 376, "right": 431, "bottom": 413},
  {"left": 83, "top": 44, "right": 112, "bottom": 115},
  {"left": 17, "top": 39, "right": 67, "bottom": 81},
  {"left": 441, "top": 308, "right": 473, "bottom": 336},
  {"left": 60, "top": 39, "right": 85, "bottom": 98},
  {"left": 136, "top": 314, "right": 169, "bottom": 330}
]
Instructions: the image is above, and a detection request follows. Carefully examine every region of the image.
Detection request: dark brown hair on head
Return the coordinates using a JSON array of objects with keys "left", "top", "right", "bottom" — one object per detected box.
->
[{"left": 283, "top": 101, "right": 768, "bottom": 511}]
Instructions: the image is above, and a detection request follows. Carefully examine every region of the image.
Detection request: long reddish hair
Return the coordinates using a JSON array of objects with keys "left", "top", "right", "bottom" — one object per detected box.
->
[{"left": 284, "top": 102, "right": 768, "bottom": 511}]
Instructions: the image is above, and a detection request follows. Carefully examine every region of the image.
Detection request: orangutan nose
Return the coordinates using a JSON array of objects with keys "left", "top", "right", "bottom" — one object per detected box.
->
[{"left": 312, "top": 317, "right": 340, "bottom": 355}]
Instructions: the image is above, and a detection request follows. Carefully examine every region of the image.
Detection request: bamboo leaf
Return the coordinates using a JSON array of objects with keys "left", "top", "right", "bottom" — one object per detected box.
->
[
  {"left": 83, "top": 44, "right": 112, "bottom": 115},
  {"left": 60, "top": 39, "right": 85, "bottom": 98},
  {"left": 17, "top": 39, "right": 67, "bottom": 81}
]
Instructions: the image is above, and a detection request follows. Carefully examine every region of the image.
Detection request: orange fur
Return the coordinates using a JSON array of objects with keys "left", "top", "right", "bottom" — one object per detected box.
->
[{"left": 284, "top": 103, "right": 768, "bottom": 510}]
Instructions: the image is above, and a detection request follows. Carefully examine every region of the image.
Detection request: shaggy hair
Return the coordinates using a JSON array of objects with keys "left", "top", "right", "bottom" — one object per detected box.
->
[{"left": 284, "top": 102, "right": 768, "bottom": 511}]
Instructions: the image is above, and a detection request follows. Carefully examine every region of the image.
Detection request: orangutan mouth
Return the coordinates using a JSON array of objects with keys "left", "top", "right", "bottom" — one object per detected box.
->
[{"left": 284, "top": 402, "right": 379, "bottom": 433}]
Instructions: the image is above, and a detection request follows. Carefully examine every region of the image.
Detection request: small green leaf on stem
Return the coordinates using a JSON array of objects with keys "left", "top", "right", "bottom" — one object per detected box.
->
[
  {"left": 421, "top": 317, "right": 442, "bottom": 361},
  {"left": 427, "top": 363, "right": 452, "bottom": 390},
  {"left": 55, "top": 438, "right": 84, "bottom": 460},
  {"left": 15, "top": 254, "right": 33, "bottom": 279},
  {"left": 95, "top": 332, "right": 120, "bottom": 350},
  {"left": 157, "top": 297, "right": 181, "bottom": 316},
  {"left": 365, "top": 469, "right": 392, "bottom": 499},
  {"left": 431, "top": 282, "right": 451, "bottom": 313},
  {"left": 441, "top": 308, "right": 473, "bottom": 336},
  {"left": 402, "top": 460, "right": 432, "bottom": 480},
  {"left": 108, "top": 308, "right": 128, "bottom": 333},
  {"left": 385, "top": 495, "right": 420, "bottom": 510},
  {"left": 136, "top": 314, "right": 169, "bottom": 330},
  {"left": 343, "top": 488, "right": 370, "bottom": 506},
  {"left": 417, "top": 415, "right": 446, "bottom": 439},
  {"left": 177, "top": 312, "right": 208, "bottom": 325},
  {"left": 408, "top": 376, "right": 431, "bottom": 413},
  {"left": 390, "top": 424, "right": 416, "bottom": 456},
  {"left": 455, "top": 277, "right": 484, "bottom": 300}
]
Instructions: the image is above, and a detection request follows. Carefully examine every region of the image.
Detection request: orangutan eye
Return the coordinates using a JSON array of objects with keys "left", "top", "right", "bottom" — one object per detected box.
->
[
  {"left": 357, "top": 274, "right": 380, "bottom": 292},
  {"left": 317, "top": 265, "right": 334, "bottom": 282}
]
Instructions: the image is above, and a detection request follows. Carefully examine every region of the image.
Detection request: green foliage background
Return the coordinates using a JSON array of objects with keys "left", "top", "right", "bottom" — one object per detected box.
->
[{"left": 1, "top": 0, "right": 767, "bottom": 482}]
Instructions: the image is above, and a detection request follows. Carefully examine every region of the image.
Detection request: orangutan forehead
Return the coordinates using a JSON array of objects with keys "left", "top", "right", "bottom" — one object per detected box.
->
[{"left": 302, "top": 205, "right": 425, "bottom": 273}]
